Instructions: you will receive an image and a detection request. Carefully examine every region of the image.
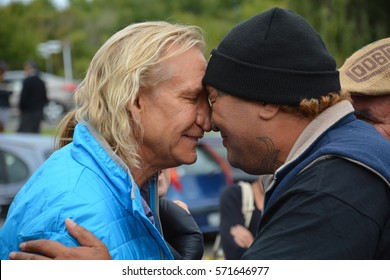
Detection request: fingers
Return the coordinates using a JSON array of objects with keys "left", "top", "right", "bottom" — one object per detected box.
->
[
  {"left": 230, "top": 225, "right": 254, "bottom": 248},
  {"left": 65, "top": 218, "right": 112, "bottom": 260},
  {"left": 9, "top": 251, "right": 51, "bottom": 260},
  {"left": 173, "top": 200, "right": 190, "bottom": 214},
  {"left": 10, "top": 219, "right": 112, "bottom": 260},
  {"left": 65, "top": 218, "right": 103, "bottom": 247},
  {"left": 18, "top": 239, "right": 66, "bottom": 258}
]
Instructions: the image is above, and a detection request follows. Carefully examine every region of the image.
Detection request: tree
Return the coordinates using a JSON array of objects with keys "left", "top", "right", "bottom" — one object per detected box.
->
[{"left": 288, "top": 0, "right": 390, "bottom": 66}]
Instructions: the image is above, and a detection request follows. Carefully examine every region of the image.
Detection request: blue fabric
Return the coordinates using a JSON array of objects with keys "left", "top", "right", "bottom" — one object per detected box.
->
[
  {"left": 265, "top": 114, "right": 390, "bottom": 210},
  {"left": 0, "top": 123, "right": 173, "bottom": 260}
]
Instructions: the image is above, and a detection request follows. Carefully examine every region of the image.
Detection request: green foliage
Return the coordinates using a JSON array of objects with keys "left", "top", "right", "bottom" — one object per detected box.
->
[
  {"left": 287, "top": 0, "right": 390, "bottom": 66},
  {"left": 0, "top": 0, "right": 389, "bottom": 78}
]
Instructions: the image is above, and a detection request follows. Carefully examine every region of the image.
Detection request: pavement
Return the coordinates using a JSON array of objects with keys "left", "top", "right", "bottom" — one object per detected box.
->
[{"left": 5, "top": 115, "right": 58, "bottom": 134}]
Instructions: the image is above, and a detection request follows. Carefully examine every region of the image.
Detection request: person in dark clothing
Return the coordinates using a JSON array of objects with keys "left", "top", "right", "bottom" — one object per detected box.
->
[
  {"left": 0, "top": 60, "right": 12, "bottom": 133},
  {"left": 219, "top": 178, "right": 263, "bottom": 260},
  {"left": 17, "top": 61, "right": 48, "bottom": 133},
  {"left": 203, "top": 8, "right": 390, "bottom": 259}
]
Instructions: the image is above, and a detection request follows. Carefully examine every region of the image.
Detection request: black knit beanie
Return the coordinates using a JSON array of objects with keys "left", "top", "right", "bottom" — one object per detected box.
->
[{"left": 203, "top": 7, "right": 340, "bottom": 105}]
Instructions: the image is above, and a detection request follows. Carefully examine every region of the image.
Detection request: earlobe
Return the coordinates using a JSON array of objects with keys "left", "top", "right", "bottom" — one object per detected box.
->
[
  {"left": 258, "top": 104, "right": 279, "bottom": 120},
  {"left": 127, "top": 96, "right": 141, "bottom": 122}
]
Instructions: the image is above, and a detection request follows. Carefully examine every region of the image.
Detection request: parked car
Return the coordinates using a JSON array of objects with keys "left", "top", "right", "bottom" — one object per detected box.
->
[
  {"left": 0, "top": 133, "right": 55, "bottom": 213},
  {"left": 4, "top": 70, "right": 78, "bottom": 124}
]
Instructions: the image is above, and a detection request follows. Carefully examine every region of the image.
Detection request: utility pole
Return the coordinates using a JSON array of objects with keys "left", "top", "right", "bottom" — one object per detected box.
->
[{"left": 62, "top": 39, "right": 73, "bottom": 82}]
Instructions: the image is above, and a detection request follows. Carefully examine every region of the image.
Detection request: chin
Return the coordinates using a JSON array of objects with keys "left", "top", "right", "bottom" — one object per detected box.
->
[
  {"left": 229, "top": 156, "right": 245, "bottom": 170},
  {"left": 179, "top": 152, "right": 197, "bottom": 165},
  {"left": 183, "top": 156, "right": 197, "bottom": 165}
]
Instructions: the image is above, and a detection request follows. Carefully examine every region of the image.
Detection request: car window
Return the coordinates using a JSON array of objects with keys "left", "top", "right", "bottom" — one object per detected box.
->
[
  {"left": 176, "top": 145, "right": 221, "bottom": 176},
  {"left": 0, "top": 150, "right": 29, "bottom": 183}
]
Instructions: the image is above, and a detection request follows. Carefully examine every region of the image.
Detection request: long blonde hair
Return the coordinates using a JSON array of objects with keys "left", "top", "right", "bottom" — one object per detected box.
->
[{"left": 56, "top": 21, "right": 206, "bottom": 169}]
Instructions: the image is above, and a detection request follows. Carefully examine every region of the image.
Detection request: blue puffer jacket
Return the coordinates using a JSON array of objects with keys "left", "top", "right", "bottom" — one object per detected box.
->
[{"left": 0, "top": 123, "right": 173, "bottom": 260}]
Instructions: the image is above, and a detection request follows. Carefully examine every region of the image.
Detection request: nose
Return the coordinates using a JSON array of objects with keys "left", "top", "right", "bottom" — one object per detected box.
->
[{"left": 196, "top": 98, "right": 212, "bottom": 132}]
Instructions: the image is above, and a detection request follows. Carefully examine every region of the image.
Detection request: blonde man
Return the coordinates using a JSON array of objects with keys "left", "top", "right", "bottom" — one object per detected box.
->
[{"left": 1, "top": 21, "right": 211, "bottom": 260}]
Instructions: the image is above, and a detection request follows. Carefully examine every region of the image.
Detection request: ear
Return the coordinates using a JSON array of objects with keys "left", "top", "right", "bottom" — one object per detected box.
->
[
  {"left": 258, "top": 103, "right": 280, "bottom": 120},
  {"left": 127, "top": 88, "right": 147, "bottom": 123},
  {"left": 127, "top": 97, "right": 141, "bottom": 122}
]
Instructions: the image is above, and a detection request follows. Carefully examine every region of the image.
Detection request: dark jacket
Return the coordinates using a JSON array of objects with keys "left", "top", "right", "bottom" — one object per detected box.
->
[
  {"left": 242, "top": 101, "right": 390, "bottom": 260},
  {"left": 18, "top": 74, "right": 47, "bottom": 112},
  {"left": 0, "top": 80, "right": 12, "bottom": 108},
  {"left": 159, "top": 197, "right": 204, "bottom": 260}
]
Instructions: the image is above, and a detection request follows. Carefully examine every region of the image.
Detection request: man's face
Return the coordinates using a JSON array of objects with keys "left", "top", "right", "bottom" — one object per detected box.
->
[
  {"left": 352, "top": 95, "right": 390, "bottom": 140},
  {"left": 207, "top": 85, "right": 274, "bottom": 175},
  {"left": 136, "top": 47, "right": 211, "bottom": 169}
]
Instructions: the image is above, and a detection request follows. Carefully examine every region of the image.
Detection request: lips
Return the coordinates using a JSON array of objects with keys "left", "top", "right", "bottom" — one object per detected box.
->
[{"left": 184, "top": 135, "right": 202, "bottom": 143}]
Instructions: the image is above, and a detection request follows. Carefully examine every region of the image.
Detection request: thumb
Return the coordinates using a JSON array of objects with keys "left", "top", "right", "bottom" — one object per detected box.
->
[{"left": 65, "top": 218, "right": 102, "bottom": 247}]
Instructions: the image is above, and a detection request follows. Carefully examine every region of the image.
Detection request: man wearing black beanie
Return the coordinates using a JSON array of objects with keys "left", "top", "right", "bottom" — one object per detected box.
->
[{"left": 204, "top": 7, "right": 390, "bottom": 259}]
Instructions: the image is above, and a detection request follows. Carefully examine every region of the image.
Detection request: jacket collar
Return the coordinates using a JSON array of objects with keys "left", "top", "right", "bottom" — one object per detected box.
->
[{"left": 263, "top": 100, "right": 355, "bottom": 193}]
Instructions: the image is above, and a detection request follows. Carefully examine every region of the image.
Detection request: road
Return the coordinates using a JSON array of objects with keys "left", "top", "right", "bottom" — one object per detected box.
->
[{"left": 6, "top": 115, "right": 58, "bottom": 134}]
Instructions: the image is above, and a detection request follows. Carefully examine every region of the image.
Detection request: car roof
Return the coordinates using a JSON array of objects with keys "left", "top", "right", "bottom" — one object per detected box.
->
[{"left": 0, "top": 133, "right": 55, "bottom": 150}]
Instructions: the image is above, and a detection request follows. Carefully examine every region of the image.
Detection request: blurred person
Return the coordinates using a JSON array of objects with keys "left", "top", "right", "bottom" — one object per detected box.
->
[
  {"left": 11, "top": 7, "right": 390, "bottom": 261},
  {"left": 218, "top": 178, "right": 263, "bottom": 259},
  {"left": 17, "top": 61, "right": 48, "bottom": 133},
  {"left": 0, "top": 60, "right": 12, "bottom": 132},
  {"left": 339, "top": 37, "right": 390, "bottom": 140},
  {"left": 158, "top": 168, "right": 189, "bottom": 212},
  {"left": 0, "top": 21, "right": 211, "bottom": 260}
]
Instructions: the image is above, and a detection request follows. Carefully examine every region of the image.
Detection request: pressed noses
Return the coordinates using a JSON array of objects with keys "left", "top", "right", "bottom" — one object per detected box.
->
[
  {"left": 196, "top": 101, "right": 220, "bottom": 132},
  {"left": 196, "top": 100, "right": 212, "bottom": 132}
]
